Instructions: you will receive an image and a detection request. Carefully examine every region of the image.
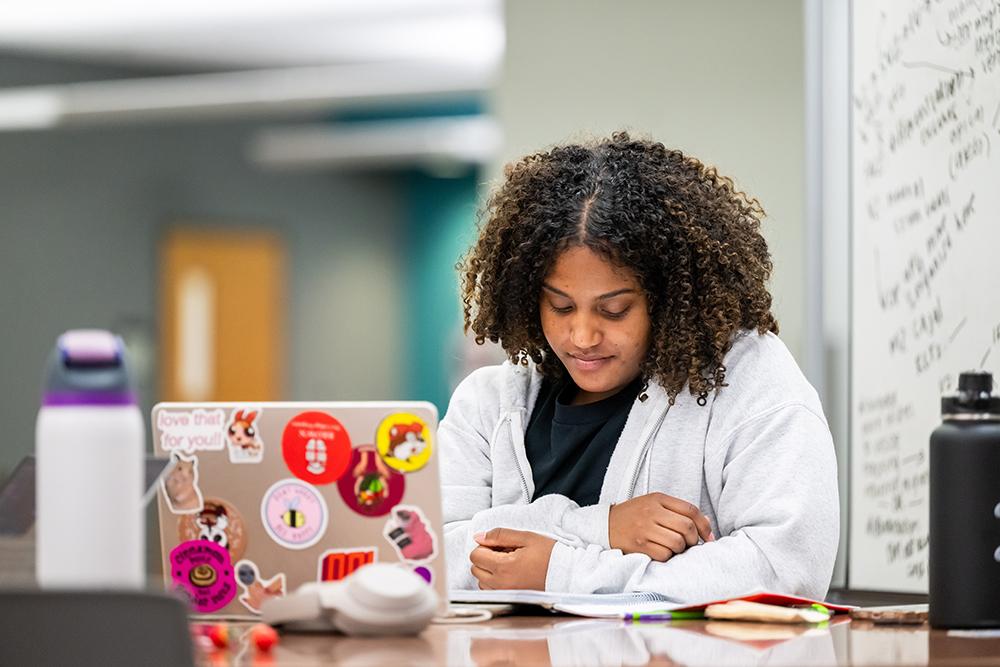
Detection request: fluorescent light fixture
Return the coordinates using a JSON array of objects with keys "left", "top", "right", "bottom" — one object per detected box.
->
[
  {"left": 0, "top": 87, "right": 62, "bottom": 129},
  {"left": 0, "top": 0, "right": 503, "bottom": 69},
  {"left": 249, "top": 116, "right": 502, "bottom": 170},
  {"left": 0, "top": 62, "right": 494, "bottom": 131}
]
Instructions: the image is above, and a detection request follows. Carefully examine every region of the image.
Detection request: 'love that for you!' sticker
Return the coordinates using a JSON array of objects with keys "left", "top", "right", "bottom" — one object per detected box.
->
[{"left": 157, "top": 409, "right": 227, "bottom": 452}]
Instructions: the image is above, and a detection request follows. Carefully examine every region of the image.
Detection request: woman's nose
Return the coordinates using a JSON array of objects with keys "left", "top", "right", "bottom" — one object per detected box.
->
[{"left": 570, "top": 314, "right": 602, "bottom": 349}]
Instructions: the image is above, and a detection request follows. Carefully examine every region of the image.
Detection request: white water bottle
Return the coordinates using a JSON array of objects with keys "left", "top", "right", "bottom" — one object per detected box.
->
[{"left": 36, "top": 329, "right": 145, "bottom": 589}]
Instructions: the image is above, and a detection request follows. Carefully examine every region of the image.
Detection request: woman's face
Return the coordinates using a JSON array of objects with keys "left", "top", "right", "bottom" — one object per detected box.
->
[{"left": 539, "top": 245, "right": 651, "bottom": 404}]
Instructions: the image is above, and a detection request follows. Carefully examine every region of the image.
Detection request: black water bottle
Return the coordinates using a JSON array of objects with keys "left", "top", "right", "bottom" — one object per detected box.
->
[{"left": 929, "top": 370, "right": 1000, "bottom": 628}]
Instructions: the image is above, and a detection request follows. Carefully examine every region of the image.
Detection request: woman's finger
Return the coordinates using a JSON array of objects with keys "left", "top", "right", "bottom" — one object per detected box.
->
[
  {"left": 471, "top": 565, "right": 493, "bottom": 587},
  {"left": 469, "top": 546, "right": 498, "bottom": 573},
  {"left": 654, "top": 511, "right": 700, "bottom": 546},
  {"left": 644, "top": 523, "right": 688, "bottom": 555},
  {"left": 655, "top": 495, "right": 714, "bottom": 542}
]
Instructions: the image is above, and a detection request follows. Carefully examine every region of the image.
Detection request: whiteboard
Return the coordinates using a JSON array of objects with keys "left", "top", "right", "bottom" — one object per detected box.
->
[{"left": 850, "top": 0, "right": 1000, "bottom": 591}]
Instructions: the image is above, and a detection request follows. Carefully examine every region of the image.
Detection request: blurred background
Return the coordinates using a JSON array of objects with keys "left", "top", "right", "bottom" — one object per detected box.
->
[{"left": 0, "top": 0, "right": 809, "bottom": 482}]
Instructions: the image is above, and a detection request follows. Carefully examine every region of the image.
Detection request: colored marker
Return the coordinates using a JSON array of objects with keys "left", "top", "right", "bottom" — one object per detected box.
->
[
  {"left": 810, "top": 603, "right": 832, "bottom": 616},
  {"left": 626, "top": 610, "right": 705, "bottom": 622}
]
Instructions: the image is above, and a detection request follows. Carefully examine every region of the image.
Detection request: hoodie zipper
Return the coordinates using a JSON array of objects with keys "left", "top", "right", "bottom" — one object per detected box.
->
[
  {"left": 505, "top": 411, "right": 532, "bottom": 502},
  {"left": 626, "top": 404, "right": 670, "bottom": 497}
]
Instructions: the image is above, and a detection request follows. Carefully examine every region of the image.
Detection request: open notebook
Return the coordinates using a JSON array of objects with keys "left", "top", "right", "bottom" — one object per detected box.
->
[{"left": 449, "top": 589, "right": 856, "bottom": 618}]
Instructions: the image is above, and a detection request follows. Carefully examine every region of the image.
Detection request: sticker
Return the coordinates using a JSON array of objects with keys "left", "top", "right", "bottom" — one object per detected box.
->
[
  {"left": 169, "top": 540, "right": 237, "bottom": 613},
  {"left": 412, "top": 565, "right": 433, "bottom": 585},
  {"left": 260, "top": 479, "right": 329, "bottom": 549},
  {"left": 161, "top": 451, "right": 204, "bottom": 514},
  {"left": 226, "top": 407, "right": 264, "bottom": 464},
  {"left": 281, "top": 411, "right": 352, "bottom": 485},
  {"left": 336, "top": 445, "right": 405, "bottom": 517},
  {"left": 382, "top": 505, "right": 437, "bottom": 562},
  {"left": 234, "top": 559, "right": 286, "bottom": 614},
  {"left": 178, "top": 498, "right": 248, "bottom": 563},
  {"left": 375, "top": 413, "right": 433, "bottom": 473},
  {"left": 317, "top": 547, "right": 377, "bottom": 582},
  {"left": 157, "top": 408, "right": 227, "bottom": 452}
]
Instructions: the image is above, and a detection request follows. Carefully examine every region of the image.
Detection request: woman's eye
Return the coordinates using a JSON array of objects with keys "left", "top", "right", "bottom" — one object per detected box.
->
[
  {"left": 547, "top": 304, "right": 573, "bottom": 314},
  {"left": 603, "top": 307, "right": 630, "bottom": 319}
]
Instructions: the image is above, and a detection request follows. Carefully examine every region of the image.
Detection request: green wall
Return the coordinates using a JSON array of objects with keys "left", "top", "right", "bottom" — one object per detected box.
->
[{"left": 403, "top": 169, "right": 481, "bottom": 415}]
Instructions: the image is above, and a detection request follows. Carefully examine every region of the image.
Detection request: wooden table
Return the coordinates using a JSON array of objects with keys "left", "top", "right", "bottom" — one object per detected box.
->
[{"left": 201, "top": 613, "right": 1000, "bottom": 666}]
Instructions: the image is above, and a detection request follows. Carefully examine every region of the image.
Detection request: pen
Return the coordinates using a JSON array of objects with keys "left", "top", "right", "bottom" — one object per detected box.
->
[{"left": 625, "top": 610, "right": 705, "bottom": 622}]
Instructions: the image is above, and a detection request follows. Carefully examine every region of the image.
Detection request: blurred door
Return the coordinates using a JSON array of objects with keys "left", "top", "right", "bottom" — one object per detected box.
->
[{"left": 160, "top": 228, "right": 285, "bottom": 401}]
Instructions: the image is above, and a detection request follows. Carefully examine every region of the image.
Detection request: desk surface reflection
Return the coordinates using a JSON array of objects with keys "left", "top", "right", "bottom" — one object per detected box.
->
[{"left": 204, "top": 614, "right": 1000, "bottom": 666}]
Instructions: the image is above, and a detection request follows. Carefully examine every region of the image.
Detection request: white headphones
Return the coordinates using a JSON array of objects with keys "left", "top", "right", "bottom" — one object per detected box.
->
[{"left": 261, "top": 563, "right": 438, "bottom": 636}]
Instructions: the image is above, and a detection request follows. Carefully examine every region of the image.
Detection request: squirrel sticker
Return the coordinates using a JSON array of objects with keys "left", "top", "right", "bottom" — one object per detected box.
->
[{"left": 375, "top": 414, "right": 433, "bottom": 473}]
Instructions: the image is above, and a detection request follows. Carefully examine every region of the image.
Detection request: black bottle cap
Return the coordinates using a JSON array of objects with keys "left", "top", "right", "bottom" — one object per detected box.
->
[
  {"left": 957, "top": 370, "right": 992, "bottom": 394},
  {"left": 942, "top": 371, "right": 1000, "bottom": 417}
]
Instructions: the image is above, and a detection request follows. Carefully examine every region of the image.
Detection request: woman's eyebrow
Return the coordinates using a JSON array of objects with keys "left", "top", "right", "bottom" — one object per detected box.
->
[{"left": 541, "top": 284, "right": 636, "bottom": 300}]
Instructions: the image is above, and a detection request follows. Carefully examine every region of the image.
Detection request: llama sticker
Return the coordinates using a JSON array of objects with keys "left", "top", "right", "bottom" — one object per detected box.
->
[{"left": 161, "top": 451, "right": 204, "bottom": 514}]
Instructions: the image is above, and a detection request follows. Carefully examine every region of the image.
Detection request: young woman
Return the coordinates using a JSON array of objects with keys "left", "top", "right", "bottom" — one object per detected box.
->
[{"left": 439, "top": 133, "right": 839, "bottom": 602}]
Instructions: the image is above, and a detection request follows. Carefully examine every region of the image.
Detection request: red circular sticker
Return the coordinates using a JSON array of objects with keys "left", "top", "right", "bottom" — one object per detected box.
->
[
  {"left": 336, "top": 445, "right": 405, "bottom": 517},
  {"left": 281, "top": 411, "right": 352, "bottom": 485}
]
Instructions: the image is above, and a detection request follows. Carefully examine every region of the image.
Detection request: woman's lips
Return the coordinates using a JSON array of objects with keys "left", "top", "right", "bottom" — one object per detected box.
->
[{"left": 569, "top": 355, "right": 612, "bottom": 371}]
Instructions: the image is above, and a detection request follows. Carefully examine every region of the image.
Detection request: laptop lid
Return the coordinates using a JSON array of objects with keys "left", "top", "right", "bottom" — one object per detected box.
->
[{"left": 152, "top": 401, "right": 445, "bottom": 617}]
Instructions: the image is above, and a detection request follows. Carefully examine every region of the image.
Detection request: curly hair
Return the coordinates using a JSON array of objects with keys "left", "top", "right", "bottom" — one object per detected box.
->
[{"left": 459, "top": 132, "right": 778, "bottom": 405}]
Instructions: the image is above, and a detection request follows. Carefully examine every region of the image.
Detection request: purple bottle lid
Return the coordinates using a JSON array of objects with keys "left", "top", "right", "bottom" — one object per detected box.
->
[
  {"left": 42, "top": 329, "right": 137, "bottom": 407},
  {"left": 59, "top": 329, "right": 120, "bottom": 366}
]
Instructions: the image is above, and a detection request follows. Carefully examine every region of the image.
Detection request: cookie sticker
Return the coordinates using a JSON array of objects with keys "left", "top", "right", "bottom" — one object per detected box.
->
[
  {"left": 260, "top": 479, "right": 329, "bottom": 550},
  {"left": 382, "top": 505, "right": 437, "bottom": 562},
  {"left": 178, "top": 498, "right": 247, "bottom": 563},
  {"left": 337, "top": 445, "right": 405, "bottom": 517},
  {"left": 317, "top": 547, "right": 377, "bottom": 582},
  {"left": 375, "top": 413, "right": 433, "bottom": 473},
  {"left": 161, "top": 451, "right": 204, "bottom": 515},
  {"left": 234, "top": 559, "right": 286, "bottom": 614},
  {"left": 281, "top": 411, "right": 352, "bottom": 485},
  {"left": 226, "top": 407, "right": 264, "bottom": 464},
  {"left": 157, "top": 408, "right": 227, "bottom": 452},
  {"left": 169, "top": 540, "right": 237, "bottom": 613}
]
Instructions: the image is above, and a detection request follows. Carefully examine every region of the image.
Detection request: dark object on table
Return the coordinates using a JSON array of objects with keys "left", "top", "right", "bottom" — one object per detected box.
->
[{"left": 0, "top": 589, "right": 194, "bottom": 666}]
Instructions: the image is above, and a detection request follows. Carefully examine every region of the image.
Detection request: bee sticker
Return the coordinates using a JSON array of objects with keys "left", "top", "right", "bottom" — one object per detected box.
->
[
  {"left": 260, "top": 479, "right": 328, "bottom": 550},
  {"left": 375, "top": 413, "right": 433, "bottom": 473},
  {"left": 234, "top": 559, "right": 286, "bottom": 614},
  {"left": 169, "top": 540, "right": 237, "bottom": 613},
  {"left": 177, "top": 497, "right": 247, "bottom": 563}
]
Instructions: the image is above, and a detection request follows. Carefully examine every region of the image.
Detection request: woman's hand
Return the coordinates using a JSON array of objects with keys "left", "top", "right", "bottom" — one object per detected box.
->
[
  {"left": 609, "top": 492, "right": 714, "bottom": 562},
  {"left": 469, "top": 528, "right": 556, "bottom": 590}
]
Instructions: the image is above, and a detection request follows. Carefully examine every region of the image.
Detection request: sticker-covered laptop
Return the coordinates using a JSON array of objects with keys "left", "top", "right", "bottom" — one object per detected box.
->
[{"left": 152, "top": 401, "right": 445, "bottom": 617}]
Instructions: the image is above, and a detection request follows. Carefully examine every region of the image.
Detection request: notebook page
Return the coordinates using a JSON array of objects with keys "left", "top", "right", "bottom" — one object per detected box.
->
[{"left": 449, "top": 589, "right": 673, "bottom": 607}]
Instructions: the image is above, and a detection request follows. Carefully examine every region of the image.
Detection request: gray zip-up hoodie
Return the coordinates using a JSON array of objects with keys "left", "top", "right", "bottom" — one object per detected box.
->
[{"left": 439, "top": 331, "right": 839, "bottom": 602}]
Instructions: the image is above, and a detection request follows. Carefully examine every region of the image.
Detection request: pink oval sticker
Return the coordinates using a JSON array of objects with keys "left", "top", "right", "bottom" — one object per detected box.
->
[{"left": 260, "top": 479, "right": 329, "bottom": 550}]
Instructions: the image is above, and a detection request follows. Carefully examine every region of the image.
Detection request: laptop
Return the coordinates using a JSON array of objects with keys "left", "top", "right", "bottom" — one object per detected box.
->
[{"left": 152, "top": 401, "right": 446, "bottom": 617}]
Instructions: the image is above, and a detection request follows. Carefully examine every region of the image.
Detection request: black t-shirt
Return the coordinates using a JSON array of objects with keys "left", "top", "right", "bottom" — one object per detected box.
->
[{"left": 524, "top": 375, "right": 642, "bottom": 506}]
